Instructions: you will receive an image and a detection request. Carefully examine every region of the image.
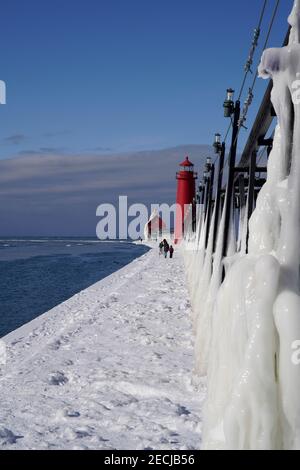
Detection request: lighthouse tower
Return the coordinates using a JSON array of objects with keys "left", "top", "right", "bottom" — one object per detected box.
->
[{"left": 175, "top": 156, "right": 197, "bottom": 242}]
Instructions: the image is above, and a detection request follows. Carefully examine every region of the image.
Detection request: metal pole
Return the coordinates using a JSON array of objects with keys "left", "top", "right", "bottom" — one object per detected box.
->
[
  {"left": 200, "top": 184, "right": 205, "bottom": 205},
  {"left": 213, "top": 142, "right": 225, "bottom": 251},
  {"left": 238, "top": 174, "right": 246, "bottom": 212},
  {"left": 222, "top": 101, "right": 241, "bottom": 258},
  {"left": 246, "top": 149, "right": 257, "bottom": 252},
  {"left": 192, "top": 199, "right": 197, "bottom": 233},
  {"left": 247, "top": 149, "right": 257, "bottom": 221},
  {"left": 205, "top": 163, "right": 215, "bottom": 247},
  {"left": 204, "top": 176, "right": 210, "bottom": 220}
]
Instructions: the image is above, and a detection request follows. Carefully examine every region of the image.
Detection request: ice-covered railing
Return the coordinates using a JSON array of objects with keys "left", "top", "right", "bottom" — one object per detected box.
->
[{"left": 183, "top": 0, "right": 300, "bottom": 450}]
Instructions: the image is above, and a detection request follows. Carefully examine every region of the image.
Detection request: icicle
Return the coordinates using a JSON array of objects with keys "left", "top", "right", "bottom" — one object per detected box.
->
[
  {"left": 227, "top": 203, "right": 237, "bottom": 258},
  {"left": 193, "top": 204, "right": 217, "bottom": 375},
  {"left": 288, "top": 0, "right": 300, "bottom": 46},
  {"left": 240, "top": 196, "right": 249, "bottom": 256}
]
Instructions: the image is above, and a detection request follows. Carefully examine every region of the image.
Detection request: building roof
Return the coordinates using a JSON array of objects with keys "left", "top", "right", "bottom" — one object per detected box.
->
[
  {"left": 180, "top": 156, "right": 194, "bottom": 167},
  {"left": 146, "top": 213, "right": 166, "bottom": 229}
]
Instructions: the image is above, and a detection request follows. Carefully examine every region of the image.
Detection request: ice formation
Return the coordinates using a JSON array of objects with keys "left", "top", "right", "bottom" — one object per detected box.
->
[{"left": 184, "top": 0, "right": 300, "bottom": 450}]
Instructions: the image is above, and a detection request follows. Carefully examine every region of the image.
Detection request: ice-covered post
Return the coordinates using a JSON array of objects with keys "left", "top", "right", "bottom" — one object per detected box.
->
[
  {"left": 204, "top": 157, "right": 215, "bottom": 248},
  {"left": 259, "top": 0, "right": 300, "bottom": 275},
  {"left": 202, "top": 1, "right": 300, "bottom": 450},
  {"left": 213, "top": 138, "right": 225, "bottom": 252},
  {"left": 288, "top": 0, "right": 300, "bottom": 45},
  {"left": 257, "top": 0, "right": 300, "bottom": 448},
  {"left": 222, "top": 89, "right": 240, "bottom": 258}
]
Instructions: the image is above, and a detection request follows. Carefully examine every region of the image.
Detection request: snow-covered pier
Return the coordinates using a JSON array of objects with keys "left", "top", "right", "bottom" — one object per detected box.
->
[{"left": 0, "top": 247, "right": 204, "bottom": 450}]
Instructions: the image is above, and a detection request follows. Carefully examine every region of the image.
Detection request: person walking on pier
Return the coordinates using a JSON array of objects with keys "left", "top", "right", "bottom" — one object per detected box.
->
[
  {"left": 159, "top": 241, "right": 164, "bottom": 256},
  {"left": 163, "top": 240, "right": 169, "bottom": 259}
]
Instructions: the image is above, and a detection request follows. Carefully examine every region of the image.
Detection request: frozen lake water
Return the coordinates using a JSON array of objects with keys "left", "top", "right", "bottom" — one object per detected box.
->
[{"left": 0, "top": 238, "right": 149, "bottom": 337}]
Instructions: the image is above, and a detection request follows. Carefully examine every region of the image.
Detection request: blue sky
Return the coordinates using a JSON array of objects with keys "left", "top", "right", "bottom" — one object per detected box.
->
[
  {"left": 0, "top": 0, "right": 292, "bottom": 159},
  {"left": 0, "top": 0, "right": 294, "bottom": 236}
]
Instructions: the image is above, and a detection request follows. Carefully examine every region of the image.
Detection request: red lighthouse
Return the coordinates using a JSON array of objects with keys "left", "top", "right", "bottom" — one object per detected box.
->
[{"left": 175, "top": 156, "right": 197, "bottom": 242}]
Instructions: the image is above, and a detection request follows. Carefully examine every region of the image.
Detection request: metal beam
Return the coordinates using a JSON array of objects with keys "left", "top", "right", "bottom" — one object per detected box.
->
[
  {"left": 246, "top": 150, "right": 257, "bottom": 253},
  {"left": 213, "top": 143, "right": 225, "bottom": 251},
  {"left": 205, "top": 164, "right": 215, "bottom": 248},
  {"left": 223, "top": 101, "right": 240, "bottom": 257},
  {"left": 238, "top": 174, "right": 246, "bottom": 211}
]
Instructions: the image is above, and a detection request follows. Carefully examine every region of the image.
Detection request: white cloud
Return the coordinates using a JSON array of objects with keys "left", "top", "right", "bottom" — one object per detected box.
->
[{"left": 0, "top": 145, "right": 212, "bottom": 235}]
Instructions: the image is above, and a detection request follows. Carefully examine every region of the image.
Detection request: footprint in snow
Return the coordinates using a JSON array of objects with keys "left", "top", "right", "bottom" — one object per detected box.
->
[
  {"left": 11, "top": 338, "right": 24, "bottom": 346},
  {"left": 153, "top": 352, "right": 162, "bottom": 359},
  {"left": 75, "top": 426, "right": 96, "bottom": 438},
  {"left": 176, "top": 404, "right": 191, "bottom": 416},
  {"left": 163, "top": 306, "right": 173, "bottom": 312},
  {"left": 48, "top": 371, "right": 69, "bottom": 386},
  {"left": 109, "top": 293, "right": 119, "bottom": 302},
  {"left": 63, "top": 359, "right": 74, "bottom": 366},
  {"left": 0, "top": 427, "right": 23, "bottom": 445},
  {"left": 53, "top": 408, "right": 80, "bottom": 423},
  {"left": 49, "top": 339, "right": 63, "bottom": 351},
  {"left": 64, "top": 409, "right": 81, "bottom": 418}
]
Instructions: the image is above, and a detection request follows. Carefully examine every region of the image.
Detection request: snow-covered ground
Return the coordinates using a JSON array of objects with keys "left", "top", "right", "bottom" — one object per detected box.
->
[{"left": 0, "top": 246, "right": 205, "bottom": 450}]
